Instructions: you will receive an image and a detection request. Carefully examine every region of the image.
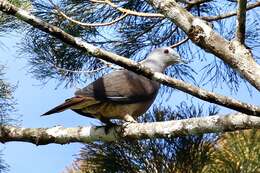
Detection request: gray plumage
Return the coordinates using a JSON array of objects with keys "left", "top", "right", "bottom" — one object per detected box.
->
[
  {"left": 75, "top": 70, "right": 160, "bottom": 104},
  {"left": 42, "top": 47, "right": 182, "bottom": 124}
]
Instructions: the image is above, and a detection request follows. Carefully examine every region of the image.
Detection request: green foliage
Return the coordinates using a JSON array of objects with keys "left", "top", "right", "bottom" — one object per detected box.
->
[
  {"left": 0, "top": 65, "right": 16, "bottom": 125},
  {"left": 0, "top": 0, "right": 31, "bottom": 34},
  {"left": 20, "top": 1, "right": 260, "bottom": 91},
  {"left": 1, "top": 0, "right": 258, "bottom": 172},
  {"left": 204, "top": 129, "right": 260, "bottom": 173},
  {"left": 18, "top": 1, "right": 201, "bottom": 87},
  {"left": 63, "top": 103, "right": 219, "bottom": 173},
  {"left": 0, "top": 65, "right": 16, "bottom": 173},
  {"left": 64, "top": 118, "right": 260, "bottom": 173}
]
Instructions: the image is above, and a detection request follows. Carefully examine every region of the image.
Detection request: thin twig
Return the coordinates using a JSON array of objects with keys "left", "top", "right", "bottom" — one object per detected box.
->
[
  {"left": 188, "top": 0, "right": 212, "bottom": 6},
  {"left": 50, "top": 63, "right": 108, "bottom": 74},
  {"left": 90, "top": 0, "right": 164, "bottom": 18},
  {"left": 170, "top": 37, "right": 189, "bottom": 48},
  {"left": 177, "top": 0, "right": 210, "bottom": 5},
  {"left": 236, "top": 0, "right": 247, "bottom": 44},
  {"left": 56, "top": 10, "right": 128, "bottom": 27},
  {"left": 202, "top": 1, "right": 260, "bottom": 21},
  {"left": 186, "top": 0, "right": 212, "bottom": 10},
  {"left": 48, "top": 58, "right": 120, "bottom": 74},
  {"left": 48, "top": 0, "right": 128, "bottom": 27}
]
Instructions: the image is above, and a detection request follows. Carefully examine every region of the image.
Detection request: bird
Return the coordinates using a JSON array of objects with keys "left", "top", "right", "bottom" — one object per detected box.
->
[{"left": 42, "top": 47, "right": 183, "bottom": 125}]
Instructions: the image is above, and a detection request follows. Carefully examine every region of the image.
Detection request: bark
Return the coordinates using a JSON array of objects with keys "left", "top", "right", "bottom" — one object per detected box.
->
[
  {"left": 236, "top": 0, "right": 247, "bottom": 44},
  {"left": 202, "top": 2, "right": 260, "bottom": 21},
  {"left": 0, "top": 113, "right": 259, "bottom": 145},
  {"left": 0, "top": 0, "right": 259, "bottom": 116},
  {"left": 149, "top": 0, "right": 260, "bottom": 90}
]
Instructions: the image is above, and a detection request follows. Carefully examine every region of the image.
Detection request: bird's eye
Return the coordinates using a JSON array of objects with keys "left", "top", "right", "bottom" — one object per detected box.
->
[{"left": 164, "top": 49, "right": 169, "bottom": 54}]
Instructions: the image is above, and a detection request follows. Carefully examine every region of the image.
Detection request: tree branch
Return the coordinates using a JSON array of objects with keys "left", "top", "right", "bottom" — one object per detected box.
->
[
  {"left": 149, "top": 0, "right": 260, "bottom": 90},
  {"left": 202, "top": 2, "right": 260, "bottom": 21},
  {"left": 236, "top": 0, "right": 247, "bottom": 44},
  {"left": 187, "top": 0, "right": 211, "bottom": 6},
  {"left": 0, "top": 0, "right": 260, "bottom": 116},
  {"left": 170, "top": 37, "right": 189, "bottom": 48},
  {"left": 1, "top": 113, "right": 259, "bottom": 145},
  {"left": 48, "top": 0, "right": 128, "bottom": 27},
  {"left": 185, "top": 0, "right": 212, "bottom": 10},
  {"left": 90, "top": 0, "right": 164, "bottom": 18}
]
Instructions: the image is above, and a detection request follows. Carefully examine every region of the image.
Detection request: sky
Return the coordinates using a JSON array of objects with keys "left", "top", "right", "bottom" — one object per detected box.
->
[
  {"left": 0, "top": 26, "right": 260, "bottom": 173},
  {"left": 0, "top": 33, "right": 100, "bottom": 173}
]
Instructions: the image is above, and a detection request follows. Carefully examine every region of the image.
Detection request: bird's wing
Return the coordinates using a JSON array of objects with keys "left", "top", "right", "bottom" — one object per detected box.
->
[{"left": 75, "top": 70, "right": 160, "bottom": 104}]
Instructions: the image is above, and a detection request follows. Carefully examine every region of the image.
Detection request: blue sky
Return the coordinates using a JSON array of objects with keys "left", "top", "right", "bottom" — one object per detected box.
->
[
  {"left": 0, "top": 33, "right": 100, "bottom": 173},
  {"left": 0, "top": 29, "right": 260, "bottom": 172}
]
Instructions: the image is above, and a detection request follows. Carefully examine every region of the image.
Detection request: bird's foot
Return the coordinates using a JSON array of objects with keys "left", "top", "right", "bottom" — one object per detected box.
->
[
  {"left": 98, "top": 117, "right": 119, "bottom": 134},
  {"left": 123, "top": 114, "right": 137, "bottom": 123},
  {"left": 95, "top": 122, "right": 118, "bottom": 134},
  {"left": 122, "top": 120, "right": 137, "bottom": 129},
  {"left": 104, "top": 122, "right": 118, "bottom": 134}
]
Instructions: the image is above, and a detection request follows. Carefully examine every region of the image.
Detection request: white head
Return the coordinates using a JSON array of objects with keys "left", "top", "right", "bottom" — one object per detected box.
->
[{"left": 141, "top": 47, "right": 183, "bottom": 72}]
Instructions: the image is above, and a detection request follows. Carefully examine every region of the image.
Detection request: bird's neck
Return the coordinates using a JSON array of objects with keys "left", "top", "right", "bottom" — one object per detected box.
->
[{"left": 141, "top": 59, "right": 166, "bottom": 73}]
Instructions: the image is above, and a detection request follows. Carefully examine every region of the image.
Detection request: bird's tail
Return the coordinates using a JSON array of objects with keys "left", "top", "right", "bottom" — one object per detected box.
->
[{"left": 41, "top": 96, "right": 86, "bottom": 116}]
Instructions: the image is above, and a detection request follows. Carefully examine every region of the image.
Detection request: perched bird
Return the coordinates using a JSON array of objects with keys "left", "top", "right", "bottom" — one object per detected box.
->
[{"left": 42, "top": 47, "right": 182, "bottom": 125}]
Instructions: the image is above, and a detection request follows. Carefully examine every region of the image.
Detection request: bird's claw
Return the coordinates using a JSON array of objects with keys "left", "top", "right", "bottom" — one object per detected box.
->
[
  {"left": 96, "top": 122, "right": 118, "bottom": 134},
  {"left": 122, "top": 120, "right": 137, "bottom": 128}
]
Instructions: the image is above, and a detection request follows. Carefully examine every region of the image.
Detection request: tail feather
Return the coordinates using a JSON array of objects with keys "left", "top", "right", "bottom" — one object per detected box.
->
[{"left": 41, "top": 97, "right": 86, "bottom": 116}]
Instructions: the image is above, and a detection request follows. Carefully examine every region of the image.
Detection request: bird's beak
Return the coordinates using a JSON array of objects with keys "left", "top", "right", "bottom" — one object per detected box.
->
[
  {"left": 173, "top": 55, "right": 186, "bottom": 64},
  {"left": 168, "top": 48, "right": 187, "bottom": 64},
  {"left": 178, "top": 59, "right": 187, "bottom": 64}
]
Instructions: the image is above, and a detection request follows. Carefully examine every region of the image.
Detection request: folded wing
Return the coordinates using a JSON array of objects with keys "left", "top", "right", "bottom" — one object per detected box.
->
[{"left": 75, "top": 70, "right": 160, "bottom": 104}]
